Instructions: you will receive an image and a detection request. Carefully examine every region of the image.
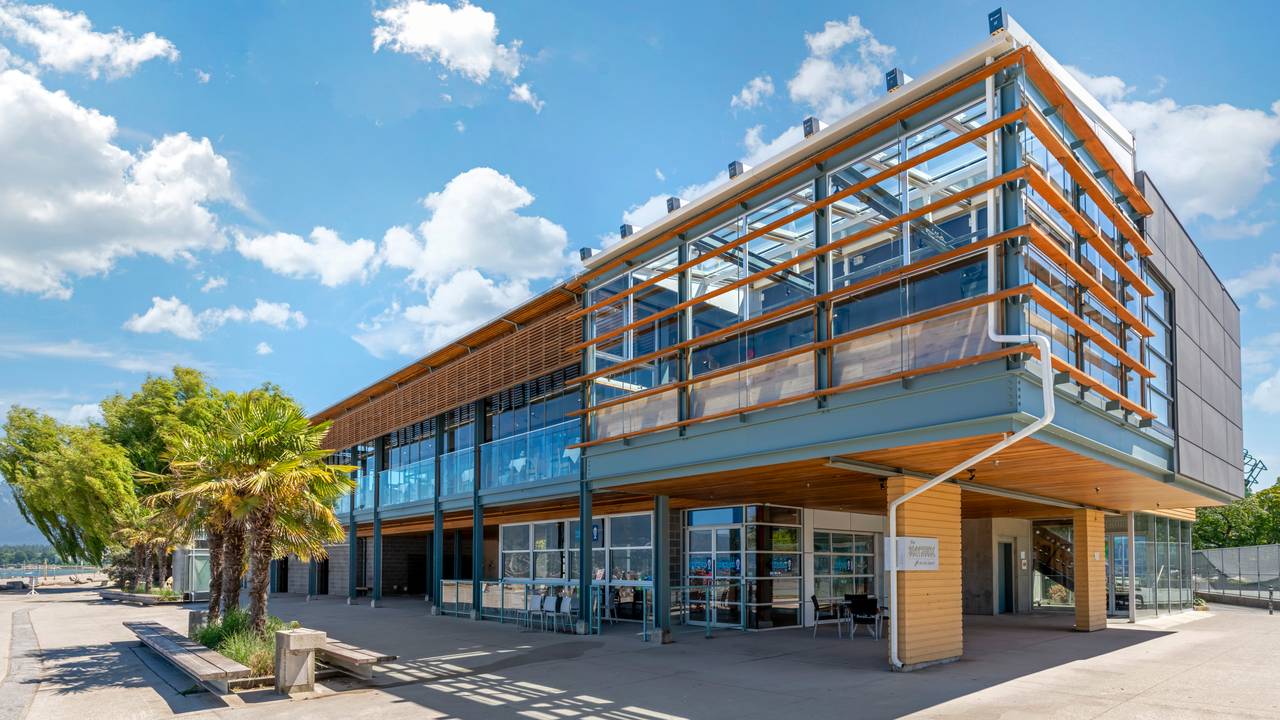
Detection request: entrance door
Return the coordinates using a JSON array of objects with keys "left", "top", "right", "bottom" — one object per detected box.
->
[
  {"left": 275, "top": 558, "right": 289, "bottom": 593},
  {"left": 316, "top": 559, "right": 330, "bottom": 595},
  {"left": 686, "top": 526, "right": 743, "bottom": 627},
  {"left": 997, "top": 541, "right": 1014, "bottom": 613}
]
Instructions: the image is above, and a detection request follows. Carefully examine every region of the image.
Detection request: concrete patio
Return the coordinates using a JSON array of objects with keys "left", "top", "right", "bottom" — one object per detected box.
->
[{"left": 3, "top": 587, "right": 1279, "bottom": 719}]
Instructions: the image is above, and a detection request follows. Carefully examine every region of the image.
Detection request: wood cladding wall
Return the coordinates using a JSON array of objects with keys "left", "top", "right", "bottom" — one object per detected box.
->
[
  {"left": 323, "top": 306, "right": 582, "bottom": 450},
  {"left": 888, "top": 476, "right": 963, "bottom": 668},
  {"left": 1073, "top": 509, "right": 1107, "bottom": 632}
]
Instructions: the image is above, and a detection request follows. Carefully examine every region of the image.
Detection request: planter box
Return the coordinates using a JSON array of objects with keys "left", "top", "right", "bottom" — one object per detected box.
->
[{"left": 99, "top": 589, "right": 185, "bottom": 606}]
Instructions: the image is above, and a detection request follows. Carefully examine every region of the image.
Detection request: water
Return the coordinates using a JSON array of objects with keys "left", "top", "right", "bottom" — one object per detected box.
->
[{"left": 0, "top": 566, "right": 100, "bottom": 581}]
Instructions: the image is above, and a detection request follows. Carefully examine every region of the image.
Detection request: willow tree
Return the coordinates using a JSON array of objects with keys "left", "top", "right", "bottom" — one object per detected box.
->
[
  {"left": 0, "top": 407, "right": 137, "bottom": 565},
  {"left": 166, "top": 391, "right": 353, "bottom": 633}
]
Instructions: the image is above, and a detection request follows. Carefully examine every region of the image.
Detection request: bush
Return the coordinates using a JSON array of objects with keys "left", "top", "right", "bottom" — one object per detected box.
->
[{"left": 195, "top": 608, "right": 301, "bottom": 677}]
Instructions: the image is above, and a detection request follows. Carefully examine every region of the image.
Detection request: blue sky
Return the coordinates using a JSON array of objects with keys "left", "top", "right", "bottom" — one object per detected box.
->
[{"left": 2, "top": 0, "right": 1280, "bottom": 502}]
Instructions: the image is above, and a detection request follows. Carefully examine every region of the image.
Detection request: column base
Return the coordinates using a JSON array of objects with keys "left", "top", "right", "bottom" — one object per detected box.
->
[
  {"left": 470, "top": 610, "right": 481, "bottom": 621},
  {"left": 369, "top": 598, "right": 381, "bottom": 608},
  {"left": 890, "top": 655, "right": 960, "bottom": 673},
  {"left": 346, "top": 596, "right": 355, "bottom": 606},
  {"left": 430, "top": 605, "right": 442, "bottom": 616},
  {"left": 648, "top": 629, "right": 672, "bottom": 644}
]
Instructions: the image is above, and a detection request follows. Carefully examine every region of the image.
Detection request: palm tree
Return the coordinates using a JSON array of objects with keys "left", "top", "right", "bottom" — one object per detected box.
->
[{"left": 164, "top": 391, "right": 353, "bottom": 634}]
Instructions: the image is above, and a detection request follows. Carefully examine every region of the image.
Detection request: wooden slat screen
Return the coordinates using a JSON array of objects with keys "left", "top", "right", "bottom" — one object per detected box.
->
[{"left": 321, "top": 307, "right": 582, "bottom": 450}]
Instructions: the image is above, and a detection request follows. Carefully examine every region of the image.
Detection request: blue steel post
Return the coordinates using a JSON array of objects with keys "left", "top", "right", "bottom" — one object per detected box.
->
[
  {"left": 431, "top": 415, "right": 444, "bottom": 614},
  {"left": 676, "top": 239, "right": 691, "bottom": 430},
  {"left": 347, "top": 480, "right": 357, "bottom": 605},
  {"left": 471, "top": 400, "right": 484, "bottom": 618},
  {"left": 577, "top": 287, "right": 594, "bottom": 634},
  {"left": 814, "top": 170, "right": 831, "bottom": 401},
  {"left": 576, "top": 480, "right": 592, "bottom": 633},
  {"left": 998, "top": 62, "right": 1026, "bottom": 339},
  {"left": 651, "top": 495, "right": 671, "bottom": 643},
  {"left": 371, "top": 435, "right": 384, "bottom": 608},
  {"left": 306, "top": 559, "right": 316, "bottom": 600}
]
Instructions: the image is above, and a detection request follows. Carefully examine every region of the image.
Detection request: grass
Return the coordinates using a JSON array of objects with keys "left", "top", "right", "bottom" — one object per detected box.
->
[
  {"left": 123, "top": 585, "right": 181, "bottom": 600},
  {"left": 195, "top": 608, "right": 300, "bottom": 676}
]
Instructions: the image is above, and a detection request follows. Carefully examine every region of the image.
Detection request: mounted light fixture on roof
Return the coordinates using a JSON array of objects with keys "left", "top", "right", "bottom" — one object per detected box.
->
[
  {"left": 727, "top": 160, "right": 748, "bottom": 179},
  {"left": 885, "top": 68, "right": 905, "bottom": 93},
  {"left": 579, "top": 247, "right": 594, "bottom": 262},
  {"left": 988, "top": 7, "right": 1008, "bottom": 34},
  {"left": 665, "top": 197, "right": 682, "bottom": 213},
  {"left": 619, "top": 223, "right": 634, "bottom": 239},
  {"left": 802, "top": 116, "right": 822, "bottom": 137}
]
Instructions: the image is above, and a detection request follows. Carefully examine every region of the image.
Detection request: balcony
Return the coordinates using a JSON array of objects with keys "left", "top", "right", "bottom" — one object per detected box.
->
[
  {"left": 378, "top": 458, "right": 436, "bottom": 508},
  {"left": 480, "top": 420, "right": 582, "bottom": 490},
  {"left": 355, "top": 473, "right": 375, "bottom": 511},
  {"left": 334, "top": 493, "right": 351, "bottom": 516},
  {"left": 440, "top": 447, "right": 475, "bottom": 497}
]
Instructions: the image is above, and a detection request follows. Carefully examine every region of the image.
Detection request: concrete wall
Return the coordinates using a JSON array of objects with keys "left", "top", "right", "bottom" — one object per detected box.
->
[
  {"left": 962, "top": 518, "right": 1033, "bottom": 615},
  {"left": 287, "top": 556, "right": 309, "bottom": 593},
  {"left": 378, "top": 534, "right": 428, "bottom": 595},
  {"left": 325, "top": 543, "right": 349, "bottom": 596},
  {"left": 1138, "top": 173, "right": 1244, "bottom": 498}
]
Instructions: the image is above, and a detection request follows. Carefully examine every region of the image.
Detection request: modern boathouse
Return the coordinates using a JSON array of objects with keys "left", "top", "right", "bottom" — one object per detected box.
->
[{"left": 276, "top": 11, "right": 1242, "bottom": 671}]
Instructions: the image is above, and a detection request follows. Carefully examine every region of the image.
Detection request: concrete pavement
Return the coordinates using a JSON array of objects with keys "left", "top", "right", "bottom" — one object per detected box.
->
[{"left": 2, "top": 587, "right": 1277, "bottom": 719}]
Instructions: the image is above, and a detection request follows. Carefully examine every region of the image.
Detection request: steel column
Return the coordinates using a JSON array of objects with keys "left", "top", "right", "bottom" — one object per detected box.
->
[
  {"left": 577, "top": 480, "right": 593, "bottom": 633},
  {"left": 651, "top": 495, "right": 672, "bottom": 643},
  {"left": 347, "top": 484, "right": 357, "bottom": 605},
  {"left": 431, "top": 414, "right": 444, "bottom": 614},
  {"left": 371, "top": 435, "right": 384, "bottom": 608}
]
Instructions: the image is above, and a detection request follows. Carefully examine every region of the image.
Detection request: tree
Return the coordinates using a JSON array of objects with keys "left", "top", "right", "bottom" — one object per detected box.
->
[
  {"left": 0, "top": 407, "right": 138, "bottom": 565},
  {"left": 1195, "top": 486, "right": 1280, "bottom": 548},
  {"left": 165, "top": 391, "right": 353, "bottom": 633}
]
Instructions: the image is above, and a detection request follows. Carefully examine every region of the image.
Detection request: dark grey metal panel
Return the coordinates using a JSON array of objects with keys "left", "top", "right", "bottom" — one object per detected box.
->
[{"left": 1176, "top": 384, "right": 1203, "bottom": 446}]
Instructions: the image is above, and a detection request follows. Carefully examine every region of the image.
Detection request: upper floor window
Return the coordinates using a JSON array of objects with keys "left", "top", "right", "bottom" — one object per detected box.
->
[{"left": 1143, "top": 267, "right": 1174, "bottom": 430}]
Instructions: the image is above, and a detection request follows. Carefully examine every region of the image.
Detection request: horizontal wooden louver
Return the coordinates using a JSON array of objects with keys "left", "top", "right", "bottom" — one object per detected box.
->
[{"left": 320, "top": 304, "right": 582, "bottom": 450}]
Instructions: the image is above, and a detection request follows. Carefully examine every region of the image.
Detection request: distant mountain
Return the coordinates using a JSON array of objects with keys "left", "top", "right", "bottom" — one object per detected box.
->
[{"left": 0, "top": 486, "right": 45, "bottom": 545}]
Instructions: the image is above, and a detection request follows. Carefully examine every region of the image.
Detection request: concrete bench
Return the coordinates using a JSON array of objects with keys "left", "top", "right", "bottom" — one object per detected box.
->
[
  {"left": 315, "top": 640, "right": 397, "bottom": 680},
  {"left": 124, "top": 621, "right": 251, "bottom": 694},
  {"left": 101, "top": 589, "right": 178, "bottom": 605}
]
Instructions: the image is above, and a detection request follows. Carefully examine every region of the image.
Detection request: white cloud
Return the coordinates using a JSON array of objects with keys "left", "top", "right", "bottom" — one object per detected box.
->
[
  {"left": 1226, "top": 252, "right": 1280, "bottom": 305},
  {"left": 730, "top": 75, "right": 774, "bottom": 111},
  {"left": 620, "top": 124, "right": 804, "bottom": 229},
  {"left": 0, "top": 337, "right": 191, "bottom": 373},
  {"left": 454, "top": 119, "right": 465, "bottom": 133},
  {"left": 786, "top": 16, "right": 893, "bottom": 122},
  {"left": 373, "top": 0, "right": 540, "bottom": 111},
  {"left": 354, "top": 272, "right": 530, "bottom": 358},
  {"left": 357, "top": 167, "right": 569, "bottom": 358},
  {"left": 200, "top": 275, "right": 226, "bottom": 292},
  {"left": 236, "top": 226, "right": 379, "bottom": 287},
  {"left": 1258, "top": 294, "right": 1276, "bottom": 310},
  {"left": 123, "top": 296, "right": 306, "bottom": 340},
  {"left": 381, "top": 167, "right": 572, "bottom": 285},
  {"left": 1250, "top": 368, "right": 1280, "bottom": 414},
  {"left": 1202, "top": 219, "right": 1272, "bottom": 240},
  {"left": 1069, "top": 66, "right": 1280, "bottom": 222},
  {"left": 255, "top": 341, "right": 272, "bottom": 356},
  {"left": 0, "top": 68, "right": 236, "bottom": 299},
  {"left": 441, "top": 92, "right": 452, "bottom": 103},
  {"left": 507, "top": 82, "right": 542, "bottom": 112},
  {"left": 654, "top": 168, "right": 665, "bottom": 182},
  {"left": 195, "top": 68, "right": 210, "bottom": 84},
  {"left": 1065, "top": 65, "right": 1131, "bottom": 105},
  {"left": 0, "top": 2, "right": 178, "bottom": 79},
  {"left": 60, "top": 402, "right": 102, "bottom": 425}
]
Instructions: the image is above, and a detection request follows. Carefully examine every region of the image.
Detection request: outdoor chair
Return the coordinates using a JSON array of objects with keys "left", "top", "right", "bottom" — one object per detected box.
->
[
  {"left": 552, "top": 595, "right": 576, "bottom": 633},
  {"left": 811, "top": 595, "right": 845, "bottom": 638},
  {"left": 540, "top": 594, "right": 559, "bottom": 631},
  {"left": 847, "top": 593, "right": 881, "bottom": 639},
  {"left": 519, "top": 592, "right": 541, "bottom": 630}
]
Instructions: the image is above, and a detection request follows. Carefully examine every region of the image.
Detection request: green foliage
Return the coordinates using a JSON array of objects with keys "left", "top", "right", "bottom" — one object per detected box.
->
[
  {"left": 195, "top": 608, "right": 299, "bottom": 676},
  {"left": 0, "top": 407, "right": 139, "bottom": 564},
  {"left": 0, "top": 545, "right": 60, "bottom": 565},
  {"left": 1194, "top": 486, "right": 1280, "bottom": 548},
  {"left": 101, "top": 366, "right": 223, "bottom": 480}
]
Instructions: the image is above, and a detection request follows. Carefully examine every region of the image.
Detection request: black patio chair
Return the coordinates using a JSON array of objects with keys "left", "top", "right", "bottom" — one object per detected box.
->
[
  {"left": 811, "top": 595, "right": 845, "bottom": 638},
  {"left": 847, "top": 593, "right": 881, "bottom": 639}
]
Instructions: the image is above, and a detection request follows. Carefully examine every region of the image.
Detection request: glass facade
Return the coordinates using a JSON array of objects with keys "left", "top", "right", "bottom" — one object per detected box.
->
[
  {"left": 1031, "top": 521, "right": 1075, "bottom": 608},
  {"left": 1195, "top": 544, "right": 1280, "bottom": 599},
  {"left": 580, "top": 57, "right": 1163, "bottom": 445},
  {"left": 1133, "top": 514, "right": 1193, "bottom": 616}
]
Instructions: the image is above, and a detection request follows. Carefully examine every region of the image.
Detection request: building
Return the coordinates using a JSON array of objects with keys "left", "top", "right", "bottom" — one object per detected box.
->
[{"left": 293, "top": 10, "right": 1243, "bottom": 671}]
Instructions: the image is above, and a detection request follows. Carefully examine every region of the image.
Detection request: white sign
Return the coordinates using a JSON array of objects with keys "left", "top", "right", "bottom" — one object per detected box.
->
[{"left": 887, "top": 536, "right": 940, "bottom": 571}]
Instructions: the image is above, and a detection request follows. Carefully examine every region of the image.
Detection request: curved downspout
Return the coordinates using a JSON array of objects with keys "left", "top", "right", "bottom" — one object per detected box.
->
[{"left": 887, "top": 53, "right": 1056, "bottom": 669}]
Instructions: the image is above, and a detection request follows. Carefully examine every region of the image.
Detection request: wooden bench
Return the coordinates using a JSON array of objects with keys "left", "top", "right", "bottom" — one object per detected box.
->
[
  {"left": 100, "top": 589, "right": 179, "bottom": 605},
  {"left": 315, "top": 640, "right": 397, "bottom": 680},
  {"left": 124, "top": 621, "right": 251, "bottom": 693}
]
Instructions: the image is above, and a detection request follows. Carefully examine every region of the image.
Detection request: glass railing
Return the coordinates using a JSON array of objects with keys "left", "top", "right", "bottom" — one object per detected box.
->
[
  {"left": 440, "top": 447, "right": 475, "bottom": 497},
  {"left": 480, "top": 420, "right": 582, "bottom": 490},
  {"left": 334, "top": 493, "right": 351, "bottom": 516},
  {"left": 378, "top": 458, "right": 436, "bottom": 508},
  {"left": 355, "top": 473, "right": 375, "bottom": 511}
]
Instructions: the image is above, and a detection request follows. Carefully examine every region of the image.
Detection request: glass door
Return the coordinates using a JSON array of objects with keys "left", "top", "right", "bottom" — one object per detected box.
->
[{"left": 686, "top": 526, "right": 743, "bottom": 627}]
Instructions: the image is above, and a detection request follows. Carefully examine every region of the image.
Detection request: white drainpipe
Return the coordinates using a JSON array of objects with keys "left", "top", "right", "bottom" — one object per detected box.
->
[{"left": 887, "top": 55, "right": 1056, "bottom": 669}]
